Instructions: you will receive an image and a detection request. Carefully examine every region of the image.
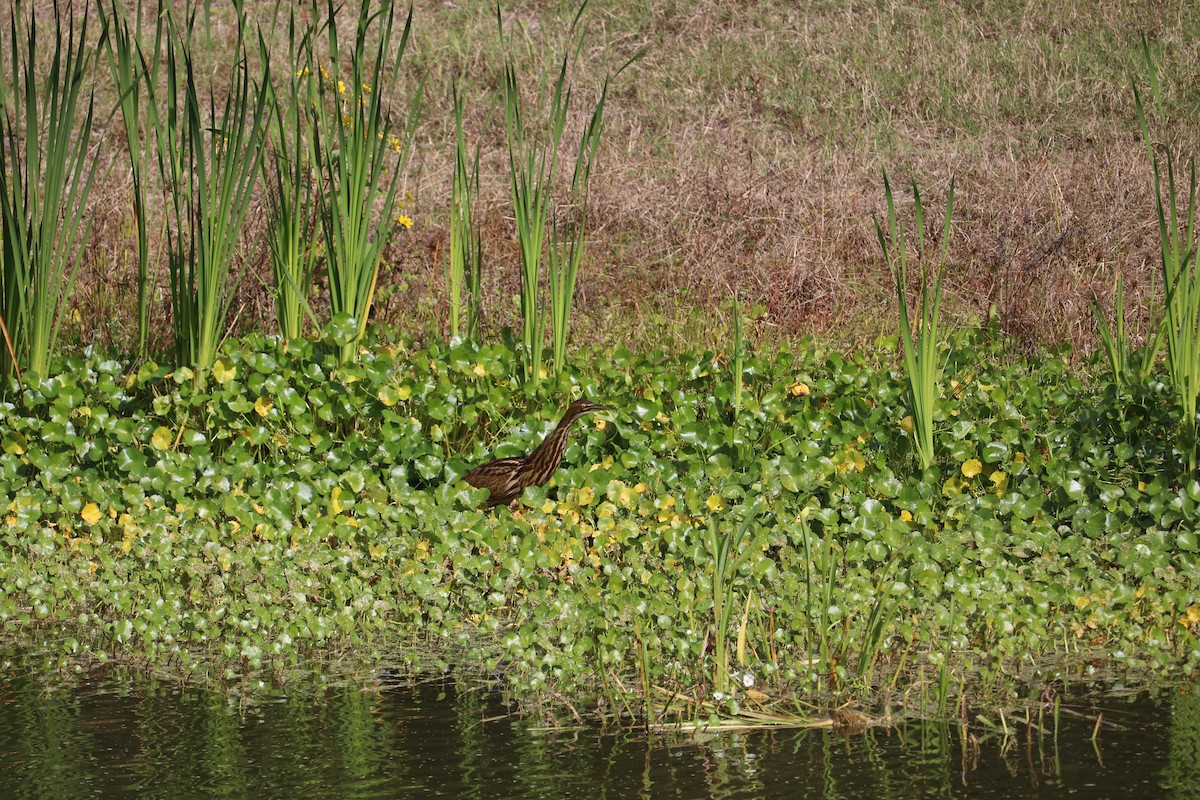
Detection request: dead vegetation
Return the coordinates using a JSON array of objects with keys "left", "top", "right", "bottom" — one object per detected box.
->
[{"left": 16, "top": 0, "right": 1200, "bottom": 358}]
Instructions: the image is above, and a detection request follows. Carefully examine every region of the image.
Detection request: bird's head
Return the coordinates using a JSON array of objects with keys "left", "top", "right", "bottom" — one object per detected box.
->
[{"left": 565, "top": 398, "right": 613, "bottom": 423}]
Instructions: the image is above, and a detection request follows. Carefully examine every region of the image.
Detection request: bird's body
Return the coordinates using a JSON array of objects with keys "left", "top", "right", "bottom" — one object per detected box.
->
[{"left": 463, "top": 399, "right": 611, "bottom": 507}]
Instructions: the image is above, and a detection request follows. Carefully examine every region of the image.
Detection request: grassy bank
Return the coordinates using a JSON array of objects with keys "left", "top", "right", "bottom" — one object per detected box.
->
[
  {"left": 2, "top": 330, "right": 1197, "bottom": 723},
  {"left": 3, "top": 0, "right": 1200, "bottom": 727},
  {"left": 5, "top": 0, "right": 1196, "bottom": 358}
]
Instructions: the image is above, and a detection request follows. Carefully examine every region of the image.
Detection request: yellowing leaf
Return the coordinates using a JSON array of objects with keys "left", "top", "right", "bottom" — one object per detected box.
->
[
  {"left": 899, "top": 509, "right": 913, "bottom": 522},
  {"left": 254, "top": 397, "right": 273, "bottom": 417},
  {"left": 212, "top": 358, "right": 236, "bottom": 384},
  {"left": 789, "top": 381, "right": 810, "bottom": 397},
  {"left": 989, "top": 470, "right": 1008, "bottom": 493},
  {"left": 330, "top": 486, "right": 342, "bottom": 515},
  {"left": 706, "top": 494, "right": 725, "bottom": 511},
  {"left": 472, "top": 364, "right": 486, "bottom": 377},
  {"left": 81, "top": 503, "right": 102, "bottom": 525},
  {"left": 898, "top": 415, "right": 915, "bottom": 435},
  {"left": 961, "top": 459, "right": 983, "bottom": 478},
  {"left": 577, "top": 487, "right": 596, "bottom": 506},
  {"left": 378, "top": 385, "right": 400, "bottom": 407},
  {"left": 541, "top": 499, "right": 556, "bottom": 514},
  {"left": 150, "top": 426, "right": 174, "bottom": 451}
]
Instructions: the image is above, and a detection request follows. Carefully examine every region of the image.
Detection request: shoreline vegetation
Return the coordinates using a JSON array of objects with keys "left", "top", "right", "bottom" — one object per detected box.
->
[
  {"left": 1, "top": 0, "right": 1199, "bottom": 728},
  {"left": 2, "top": 330, "right": 1198, "bottom": 726}
]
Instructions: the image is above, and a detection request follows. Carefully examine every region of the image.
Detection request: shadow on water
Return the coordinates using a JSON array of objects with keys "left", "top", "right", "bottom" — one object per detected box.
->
[{"left": 1, "top": 657, "right": 1198, "bottom": 799}]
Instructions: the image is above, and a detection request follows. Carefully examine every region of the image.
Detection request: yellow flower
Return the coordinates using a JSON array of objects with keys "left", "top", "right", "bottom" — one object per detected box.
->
[
  {"left": 961, "top": 459, "right": 983, "bottom": 478},
  {"left": 396, "top": 214, "right": 413, "bottom": 229},
  {"left": 362, "top": 83, "right": 372, "bottom": 93},
  {"left": 390, "top": 136, "right": 403, "bottom": 154},
  {"left": 81, "top": 503, "right": 102, "bottom": 525},
  {"left": 337, "top": 80, "right": 346, "bottom": 94}
]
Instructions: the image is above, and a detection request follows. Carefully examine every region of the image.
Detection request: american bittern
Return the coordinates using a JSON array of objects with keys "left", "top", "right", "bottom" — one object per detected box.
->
[{"left": 463, "top": 399, "right": 612, "bottom": 508}]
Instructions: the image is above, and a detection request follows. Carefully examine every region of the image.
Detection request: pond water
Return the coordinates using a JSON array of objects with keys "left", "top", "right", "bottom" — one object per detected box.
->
[{"left": 1, "top": 657, "right": 1196, "bottom": 799}]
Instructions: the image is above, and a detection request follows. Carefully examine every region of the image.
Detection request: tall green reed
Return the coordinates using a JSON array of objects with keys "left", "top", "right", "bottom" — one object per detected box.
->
[
  {"left": 262, "top": 11, "right": 320, "bottom": 341},
  {"left": 1134, "top": 42, "right": 1200, "bottom": 471},
  {"left": 498, "top": 5, "right": 576, "bottom": 385},
  {"left": 310, "top": 0, "right": 422, "bottom": 364},
  {"left": 799, "top": 510, "right": 840, "bottom": 691},
  {"left": 1092, "top": 273, "right": 1161, "bottom": 389},
  {"left": 0, "top": 4, "right": 99, "bottom": 385},
  {"left": 99, "top": 0, "right": 160, "bottom": 361},
  {"left": 874, "top": 172, "right": 955, "bottom": 471},
  {"left": 732, "top": 295, "right": 745, "bottom": 417},
  {"left": 143, "top": 7, "right": 269, "bottom": 375},
  {"left": 447, "top": 83, "right": 483, "bottom": 341},
  {"left": 546, "top": 77, "right": 609, "bottom": 374},
  {"left": 500, "top": 3, "right": 643, "bottom": 384},
  {"left": 703, "top": 501, "right": 761, "bottom": 695}
]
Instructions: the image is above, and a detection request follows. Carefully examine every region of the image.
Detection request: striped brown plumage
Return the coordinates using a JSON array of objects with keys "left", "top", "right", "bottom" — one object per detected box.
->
[{"left": 463, "top": 399, "right": 612, "bottom": 508}]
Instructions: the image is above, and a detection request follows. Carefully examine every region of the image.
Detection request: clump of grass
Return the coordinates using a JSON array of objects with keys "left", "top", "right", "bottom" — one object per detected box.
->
[
  {"left": 703, "top": 502, "right": 761, "bottom": 695},
  {"left": 144, "top": 6, "right": 269, "bottom": 375},
  {"left": 311, "top": 1, "right": 422, "bottom": 364},
  {"left": 874, "top": 171, "right": 955, "bottom": 471},
  {"left": 0, "top": 3, "right": 99, "bottom": 385},
  {"left": 498, "top": 6, "right": 574, "bottom": 386},
  {"left": 498, "top": 1, "right": 640, "bottom": 384},
  {"left": 1092, "top": 273, "right": 1161, "bottom": 389},
  {"left": 1135, "top": 40, "right": 1200, "bottom": 472},
  {"left": 447, "top": 83, "right": 484, "bottom": 342},
  {"left": 98, "top": 0, "right": 159, "bottom": 361},
  {"left": 261, "top": 9, "right": 321, "bottom": 342}
]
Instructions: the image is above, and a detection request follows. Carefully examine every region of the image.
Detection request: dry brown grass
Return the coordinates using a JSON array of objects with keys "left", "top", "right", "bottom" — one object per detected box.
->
[{"left": 16, "top": 0, "right": 1200, "bottom": 359}]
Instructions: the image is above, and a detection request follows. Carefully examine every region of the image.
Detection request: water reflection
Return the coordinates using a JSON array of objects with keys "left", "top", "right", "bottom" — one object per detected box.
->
[{"left": 0, "top": 661, "right": 1192, "bottom": 800}]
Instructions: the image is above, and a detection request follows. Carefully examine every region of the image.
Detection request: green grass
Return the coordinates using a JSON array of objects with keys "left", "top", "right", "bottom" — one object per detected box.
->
[{"left": 0, "top": 3, "right": 99, "bottom": 384}]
